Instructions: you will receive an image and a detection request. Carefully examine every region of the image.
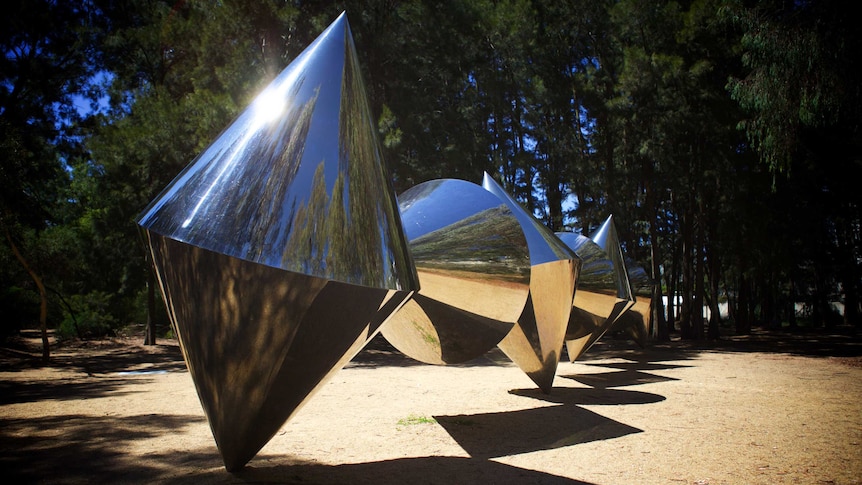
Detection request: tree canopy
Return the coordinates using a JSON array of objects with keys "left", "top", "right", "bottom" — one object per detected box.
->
[{"left": 2, "top": 0, "right": 859, "bottom": 353}]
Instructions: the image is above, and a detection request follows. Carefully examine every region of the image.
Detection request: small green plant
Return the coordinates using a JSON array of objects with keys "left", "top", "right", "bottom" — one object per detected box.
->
[
  {"left": 397, "top": 413, "right": 437, "bottom": 426},
  {"left": 411, "top": 321, "right": 438, "bottom": 345}
]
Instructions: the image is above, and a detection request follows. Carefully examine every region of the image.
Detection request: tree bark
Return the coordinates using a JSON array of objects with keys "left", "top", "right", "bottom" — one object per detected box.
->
[
  {"left": 707, "top": 243, "right": 721, "bottom": 339},
  {"left": 680, "top": 208, "right": 694, "bottom": 339},
  {"left": 144, "top": 261, "right": 157, "bottom": 346},
  {"left": 736, "top": 274, "right": 751, "bottom": 335},
  {"left": 646, "top": 172, "right": 668, "bottom": 341},
  {"left": 4, "top": 226, "right": 49, "bottom": 362},
  {"left": 693, "top": 214, "right": 705, "bottom": 340}
]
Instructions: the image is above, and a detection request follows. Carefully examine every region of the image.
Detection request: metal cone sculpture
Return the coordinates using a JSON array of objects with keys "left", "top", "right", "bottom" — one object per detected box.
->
[
  {"left": 577, "top": 215, "right": 635, "bottom": 354},
  {"left": 482, "top": 173, "right": 580, "bottom": 393},
  {"left": 382, "top": 179, "right": 530, "bottom": 364},
  {"left": 138, "top": 13, "right": 418, "bottom": 471},
  {"left": 555, "top": 231, "right": 624, "bottom": 361},
  {"left": 610, "top": 257, "right": 653, "bottom": 347}
]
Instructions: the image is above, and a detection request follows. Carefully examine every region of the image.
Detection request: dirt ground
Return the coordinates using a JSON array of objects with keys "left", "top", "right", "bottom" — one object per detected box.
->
[{"left": 1, "top": 328, "right": 861, "bottom": 485}]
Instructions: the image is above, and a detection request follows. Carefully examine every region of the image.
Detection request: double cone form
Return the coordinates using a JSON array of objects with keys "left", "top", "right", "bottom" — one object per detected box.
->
[
  {"left": 586, "top": 215, "right": 636, "bottom": 345},
  {"left": 382, "top": 179, "right": 531, "bottom": 364},
  {"left": 482, "top": 173, "right": 580, "bottom": 393},
  {"left": 137, "top": 13, "right": 418, "bottom": 471},
  {"left": 611, "top": 258, "right": 653, "bottom": 347},
  {"left": 555, "top": 231, "right": 626, "bottom": 361}
]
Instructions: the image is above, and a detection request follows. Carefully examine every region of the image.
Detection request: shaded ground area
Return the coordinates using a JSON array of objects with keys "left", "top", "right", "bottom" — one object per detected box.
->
[{"left": 1, "top": 327, "right": 860, "bottom": 484}]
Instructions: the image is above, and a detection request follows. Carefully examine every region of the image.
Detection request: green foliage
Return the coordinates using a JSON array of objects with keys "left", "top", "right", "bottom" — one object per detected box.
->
[
  {"left": 397, "top": 414, "right": 437, "bottom": 426},
  {"left": 57, "top": 291, "right": 118, "bottom": 340},
  {"left": 1, "top": 0, "right": 858, "bottom": 346}
]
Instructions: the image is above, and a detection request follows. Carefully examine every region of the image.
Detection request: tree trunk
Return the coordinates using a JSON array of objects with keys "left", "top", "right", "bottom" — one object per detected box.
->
[
  {"left": 707, "top": 243, "right": 721, "bottom": 340},
  {"left": 647, "top": 174, "right": 668, "bottom": 341},
  {"left": 545, "top": 174, "right": 564, "bottom": 231},
  {"left": 736, "top": 274, "right": 751, "bottom": 335},
  {"left": 680, "top": 209, "right": 694, "bottom": 339},
  {"left": 666, "top": 242, "right": 678, "bottom": 334},
  {"left": 652, "top": 251, "right": 668, "bottom": 341},
  {"left": 693, "top": 215, "right": 705, "bottom": 340},
  {"left": 788, "top": 278, "right": 798, "bottom": 329},
  {"left": 4, "top": 227, "right": 49, "bottom": 362},
  {"left": 144, "top": 262, "right": 157, "bottom": 346}
]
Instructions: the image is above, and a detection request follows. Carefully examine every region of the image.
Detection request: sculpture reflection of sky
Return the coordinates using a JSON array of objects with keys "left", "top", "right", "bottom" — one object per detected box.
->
[{"left": 399, "top": 180, "right": 507, "bottom": 241}]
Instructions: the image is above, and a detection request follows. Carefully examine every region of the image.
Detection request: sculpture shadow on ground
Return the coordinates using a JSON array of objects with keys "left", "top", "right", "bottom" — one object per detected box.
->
[
  {"left": 0, "top": 412, "right": 597, "bottom": 484},
  {"left": 434, "top": 404, "right": 643, "bottom": 460},
  {"left": 508, "top": 386, "right": 666, "bottom": 405},
  {"left": 235, "top": 456, "right": 596, "bottom": 485},
  {"left": 560, "top": 368, "right": 680, "bottom": 389}
]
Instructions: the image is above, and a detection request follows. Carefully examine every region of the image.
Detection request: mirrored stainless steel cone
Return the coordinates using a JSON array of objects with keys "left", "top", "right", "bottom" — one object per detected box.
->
[
  {"left": 146, "top": 233, "right": 412, "bottom": 470},
  {"left": 382, "top": 179, "right": 530, "bottom": 364},
  {"left": 611, "top": 258, "right": 653, "bottom": 347},
  {"left": 580, "top": 215, "right": 636, "bottom": 352},
  {"left": 137, "top": 12, "right": 417, "bottom": 471},
  {"left": 482, "top": 173, "right": 580, "bottom": 393},
  {"left": 137, "top": 12, "right": 417, "bottom": 290},
  {"left": 556, "top": 231, "right": 630, "bottom": 361}
]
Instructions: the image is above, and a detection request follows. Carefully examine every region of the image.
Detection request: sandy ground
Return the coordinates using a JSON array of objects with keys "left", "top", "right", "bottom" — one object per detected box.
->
[{"left": 1, "top": 329, "right": 861, "bottom": 485}]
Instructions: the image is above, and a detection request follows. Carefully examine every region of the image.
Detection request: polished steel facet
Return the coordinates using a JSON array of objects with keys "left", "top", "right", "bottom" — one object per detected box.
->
[
  {"left": 146, "top": 233, "right": 411, "bottom": 470},
  {"left": 611, "top": 258, "right": 653, "bottom": 347},
  {"left": 555, "top": 232, "right": 629, "bottom": 361},
  {"left": 137, "top": 12, "right": 417, "bottom": 471},
  {"left": 382, "top": 179, "right": 530, "bottom": 364},
  {"left": 138, "top": 12, "right": 417, "bottom": 291},
  {"left": 482, "top": 173, "right": 580, "bottom": 393},
  {"left": 580, "top": 215, "right": 636, "bottom": 352}
]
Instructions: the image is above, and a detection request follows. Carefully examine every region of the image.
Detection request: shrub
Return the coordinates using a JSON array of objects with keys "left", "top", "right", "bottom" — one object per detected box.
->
[{"left": 57, "top": 291, "right": 118, "bottom": 340}]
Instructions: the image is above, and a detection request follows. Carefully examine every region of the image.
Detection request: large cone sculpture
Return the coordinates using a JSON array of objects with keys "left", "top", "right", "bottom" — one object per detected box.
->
[
  {"left": 382, "top": 179, "right": 530, "bottom": 364},
  {"left": 482, "top": 173, "right": 580, "bottom": 393},
  {"left": 138, "top": 13, "right": 418, "bottom": 471}
]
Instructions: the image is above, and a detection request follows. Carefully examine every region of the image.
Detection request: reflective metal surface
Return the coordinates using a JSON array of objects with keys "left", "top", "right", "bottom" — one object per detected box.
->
[
  {"left": 581, "top": 215, "right": 636, "bottom": 352},
  {"left": 481, "top": 173, "right": 575, "bottom": 266},
  {"left": 497, "top": 258, "right": 578, "bottom": 392},
  {"left": 382, "top": 179, "right": 530, "bottom": 364},
  {"left": 611, "top": 258, "right": 653, "bottom": 347},
  {"left": 137, "top": 12, "right": 417, "bottom": 291},
  {"left": 482, "top": 174, "right": 580, "bottom": 393},
  {"left": 555, "top": 231, "right": 629, "bottom": 361},
  {"left": 137, "top": 13, "right": 417, "bottom": 471},
  {"left": 147, "top": 233, "right": 411, "bottom": 471},
  {"left": 590, "top": 215, "right": 634, "bottom": 307}
]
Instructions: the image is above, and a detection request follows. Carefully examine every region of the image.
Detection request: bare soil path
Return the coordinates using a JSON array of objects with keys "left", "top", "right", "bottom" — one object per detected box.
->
[{"left": 1, "top": 328, "right": 860, "bottom": 484}]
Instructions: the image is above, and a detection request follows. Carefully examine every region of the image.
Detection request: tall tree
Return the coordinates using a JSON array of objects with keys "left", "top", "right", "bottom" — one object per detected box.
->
[
  {"left": 86, "top": 0, "right": 302, "bottom": 344},
  {"left": 1, "top": 0, "right": 104, "bottom": 359},
  {"left": 729, "top": 0, "right": 862, "bottom": 326}
]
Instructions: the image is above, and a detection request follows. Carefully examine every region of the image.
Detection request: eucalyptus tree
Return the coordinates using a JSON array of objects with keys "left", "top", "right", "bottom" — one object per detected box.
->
[
  {"left": 1, "top": 0, "right": 106, "bottom": 358},
  {"left": 86, "top": 0, "right": 303, "bottom": 343},
  {"left": 728, "top": 0, "right": 862, "bottom": 327}
]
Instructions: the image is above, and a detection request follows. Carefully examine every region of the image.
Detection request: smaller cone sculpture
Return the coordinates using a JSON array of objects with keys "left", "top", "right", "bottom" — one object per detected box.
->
[
  {"left": 482, "top": 173, "right": 580, "bottom": 393},
  {"left": 580, "top": 215, "right": 635, "bottom": 353},
  {"left": 382, "top": 179, "right": 531, "bottom": 364},
  {"left": 555, "top": 231, "right": 626, "bottom": 361},
  {"left": 611, "top": 258, "right": 653, "bottom": 347}
]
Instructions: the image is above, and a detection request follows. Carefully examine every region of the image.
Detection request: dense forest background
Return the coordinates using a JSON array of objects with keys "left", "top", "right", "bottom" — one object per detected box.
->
[{"left": 2, "top": 0, "right": 860, "bottom": 359}]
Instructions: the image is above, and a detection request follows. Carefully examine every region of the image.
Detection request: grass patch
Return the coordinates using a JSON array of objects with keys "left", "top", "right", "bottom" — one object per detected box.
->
[{"left": 397, "top": 413, "right": 437, "bottom": 426}]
